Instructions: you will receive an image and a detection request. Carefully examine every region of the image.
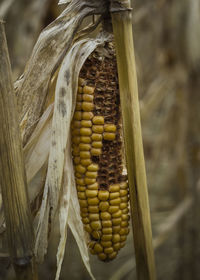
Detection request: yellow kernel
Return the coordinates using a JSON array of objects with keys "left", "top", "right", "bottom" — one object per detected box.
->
[
  {"left": 122, "top": 208, "right": 129, "bottom": 214},
  {"left": 112, "top": 234, "right": 121, "bottom": 243},
  {"left": 89, "top": 248, "right": 95, "bottom": 255},
  {"left": 77, "top": 94, "right": 82, "bottom": 101},
  {"left": 75, "top": 172, "right": 82, "bottom": 178},
  {"left": 73, "top": 111, "right": 82, "bottom": 120},
  {"left": 84, "top": 224, "right": 92, "bottom": 233},
  {"left": 102, "top": 220, "right": 112, "bottom": 228},
  {"left": 72, "top": 149, "right": 79, "bottom": 157},
  {"left": 82, "top": 217, "right": 89, "bottom": 224},
  {"left": 91, "top": 133, "right": 103, "bottom": 141},
  {"left": 88, "top": 206, "right": 99, "bottom": 213},
  {"left": 110, "top": 184, "right": 120, "bottom": 192},
  {"left": 121, "top": 221, "right": 129, "bottom": 227},
  {"left": 102, "top": 228, "right": 112, "bottom": 234},
  {"left": 122, "top": 214, "right": 130, "bottom": 221},
  {"left": 112, "top": 226, "right": 121, "bottom": 233},
  {"left": 87, "top": 182, "right": 99, "bottom": 190},
  {"left": 120, "top": 235, "right": 127, "bottom": 242},
  {"left": 100, "top": 212, "right": 111, "bottom": 220},
  {"left": 75, "top": 164, "right": 86, "bottom": 174},
  {"left": 78, "top": 86, "right": 83, "bottom": 93},
  {"left": 92, "top": 231, "right": 101, "bottom": 240},
  {"left": 89, "top": 213, "right": 99, "bottom": 221},
  {"left": 109, "top": 192, "right": 120, "bottom": 200},
  {"left": 120, "top": 242, "right": 126, "bottom": 248},
  {"left": 101, "top": 235, "right": 112, "bottom": 241},
  {"left": 79, "top": 200, "right": 87, "bottom": 208},
  {"left": 120, "top": 182, "right": 128, "bottom": 189},
  {"left": 80, "top": 136, "right": 91, "bottom": 144},
  {"left": 79, "top": 143, "right": 91, "bottom": 151},
  {"left": 103, "top": 132, "right": 116, "bottom": 141},
  {"left": 84, "top": 177, "right": 96, "bottom": 185},
  {"left": 92, "top": 116, "right": 104, "bottom": 125},
  {"left": 92, "top": 125, "right": 104, "bottom": 134},
  {"left": 75, "top": 102, "right": 82, "bottom": 110},
  {"left": 98, "top": 253, "right": 107, "bottom": 261},
  {"left": 113, "top": 243, "right": 121, "bottom": 251},
  {"left": 83, "top": 85, "right": 94, "bottom": 94},
  {"left": 80, "top": 159, "right": 92, "bottom": 166},
  {"left": 121, "top": 196, "right": 129, "bottom": 203},
  {"left": 90, "top": 221, "right": 101, "bottom": 230},
  {"left": 87, "top": 164, "right": 99, "bottom": 172},
  {"left": 120, "top": 189, "right": 128, "bottom": 196},
  {"left": 73, "top": 156, "right": 80, "bottom": 165},
  {"left": 80, "top": 207, "right": 88, "bottom": 213},
  {"left": 72, "top": 129, "right": 80, "bottom": 136},
  {"left": 77, "top": 186, "right": 86, "bottom": 192},
  {"left": 104, "top": 124, "right": 117, "bottom": 133},
  {"left": 80, "top": 211, "right": 88, "bottom": 217},
  {"left": 80, "top": 127, "right": 92, "bottom": 136},
  {"left": 120, "top": 202, "right": 128, "bottom": 210},
  {"left": 104, "top": 247, "right": 114, "bottom": 254},
  {"left": 112, "top": 210, "right": 122, "bottom": 218},
  {"left": 83, "top": 94, "right": 94, "bottom": 102},
  {"left": 110, "top": 198, "right": 121, "bottom": 206},
  {"left": 94, "top": 243, "right": 103, "bottom": 253},
  {"left": 78, "top": 78, "right": 84, "bottom": 86},
  {"left": 86, "top": 189, "right": 98, "bottom": 198},
  {"left": 81, "top": 120, "right": 92, "bottom": 127},
  {"left": 99, "top": 201, "right": 109, "bottom": 212},
  {"left": 72, "top": 120, "right": 81, "bottom": 128},
  {"left": 88, "top": 197, "right": 99, "bottom": 206},
  {"left": 82, "top": 112, "right": 94, "bottom": 120},
  {"left": 112, "top": 218, "right": 121, "bottom": 226},
  {"left": 85, "top": 171, "right": 98, "bottom": 178},
  {"left": 108, "top": 206, "right": 119, "bottom": 214},
  {"left": 98, "top": 190, "right": 109, "bottom": 201},
  {"left": 72, "top": 136, "right": 80, "bottom": 144},
  {"left": 82, "top": 102, "right": 94, "bottom": 112},
  {"left": 92, "top": 141, "right": 103, "bottom": 148},
  {"left": 101, "top": 241, "right": 112, "bottom": 248},
  {"left": 80, "top": 151, "right": 90, "bottom": 159},
  {"left": 108, "top": 252, "right": 117, "bottom": 260},
  {"left": 119, "top": 228, "right": 129, "bottom": 235},
  {"left": 91, "top": 148, "right": 101, "bottom": 156}
]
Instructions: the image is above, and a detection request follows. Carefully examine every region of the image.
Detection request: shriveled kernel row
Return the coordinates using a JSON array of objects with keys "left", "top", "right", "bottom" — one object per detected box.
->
[{"left": 71, "top": 45, "right": 130, "bottom": 261}]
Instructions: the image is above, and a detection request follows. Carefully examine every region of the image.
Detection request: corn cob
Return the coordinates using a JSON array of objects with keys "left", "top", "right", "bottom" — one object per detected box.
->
[{"left": 71, "top": 43, "right": 130, "bottom": 261}]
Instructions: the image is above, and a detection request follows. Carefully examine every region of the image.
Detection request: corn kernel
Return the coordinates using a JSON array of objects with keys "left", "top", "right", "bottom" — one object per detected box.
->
[
  {"left": 120, "top": 202, "right": 128, "bottom": 210},
  {"left": 72, "top": 120, "right": 81, "bottom": 128},
  {"left": 109, "top": 192, "right": 120, "bottom": 200},
  {"left": 90, "top": 221, "right": 101, "bottom": 230},
  {"left": 89, "top": 213, "right": 100, "bottom": 221},
  {"left": 92, "top": 125, "right": 104, "bottom": 134},
  {"left": 80, "top": 159, "right": 92, "bottom": 166},
  {"left": 81, "top": 120, "right": 92, "bottom": 127},
  {"left": 80, "top": 128, "right": 92, "bottom": 136},
  {"left": 94, "top": 243, "right": 103, "bottom": 253},
  {"left": 83, "top": 94, "right": 94, "bottom": 102},
  {"left": 113, "top": 243, "right": 121, "bottom": 251},
  {"left": 103, "top": 132, "right": 116, "bottom": 141},
  {"left": 112, "top": 226, "right": 120, "bottom": 233},
  {"left": 119, "top": 228, "right": 129, "bottom": 235},
  {"left": 110, "top": 198, "right": 121, "bottom": 206},
  {"left": 112, "top": 234, "right": 120, "bottom": 243},
  {"left": 101, "top": 235, "right": 112, "bottom": 241},
  {"left": 102, "top": 220, "right": 112, "bottom": 228},
  {"left": 109, "top": 184, "right": 120, "bottom": 192},
  {"left": 120, "top": 242, "right": 126, "bottom": 248},
  {"left": 104, "top": 247, "right": 114, "bottom": 254},
  {"left": 120, "top": 235, "right": 127, "bottom": 242},
  {"left": 73, "top": 111, "right": 82, "bottom": 120},
  {"left": 112, "top": 218, "right": 121, "bottom": 226},
  {"left": 108, "top": 252, "right": 117, "bottom": 259},
  {"left": 77, "top": 186, "right": 86, "bottom": 192},
  {"left": 100, "top": 212, "right": 111, "bottom": 220},
  {"left": 81, "top": 207, "right": 88, "bottom": 213},
  {"left": 84, "top": 177, "right": 96, "bottom": 184},
  {"left": 86, "top": 189, "right": 98, "bottom": 198},
  {"left": 78, "top": 78, "right": 84, "bottom": 86},
  {"left": 98, "top": 190, "right": 109, "bottom": 201},
  {"left": 91, "top": 148, "right": 101, "bottom": 156},
  {"left": 72, "top": 129, "right": 80, "bottom": 136},
  {"left": 79, "top": 143, "right": 91, "bottom": 151},
  {"left": 104, "top": 124, "right": 116, "bottom": 132},
  {"left": 83, "top": 85, "right": 94, "bottom": 95},
  {"left": 80, "top": 136, "right": 91, "bottom": 144},
  {"left": 92, "top": 231, "right": 101, "bottom": 239},
  {"left": 102, "top": 228, "right": 112, "bottom": 234},
  {"left": 92, "top": 141, "right": 103, "bottom": 148},
  {"left": 91, "top": 133, "right": 102, "bottom": 141},
  {"left": 87, "top": 164, "right": 99, "bottom": 172},
  {"left": 120, "top": 189, "right": 128, "bottom": 196},
  {"left": 80, "top": 151, "right": 90, "bottom": 159},
  {"left": 88, "top": 206, "right": 99, "bottom": 213},
  {"left": 121, "top": 221, "right": 129, "bottom": 227},
  {"left": 73, "top": 156, "right": 80, "bottom": 164},
  {"left": 122, "top": 214, "right": 129, "bottom": 221},
  {"left": 120, "top": 182, "right": 128, "bottom": 189},
  {"left": 87, "top": 182, "right": 99, "bottom": 190},
  {"left": 84, "top": 224, "right": 92, "bottom": 233},
  {"left": 85, "top": 171, "right": 98, "bottom": 179},
  {"left": 98, "top": 253, "right": 107, "bottom": 261},
  {"left": 99, "top": 201, "right": 109, "bottom": 212},
  {"left": 75, "top": 165, "right": 86, "bottom": 174},
  {"left": 82, "top": 102, "right": 94, "bottom": 111},
  {"left": 101, "top": 241, "right": 112, "bottom": 248},
  {"left": 75, "top": 102, "right": 82, "bottom": 110},
  {"left": 72, "top": 136, "right": 80, "bottom": 144},
  {"left": 82, "top": 112, "right": 93, "bottom": 120},
  {"left": 92, "top": 116, "right": 104, "bottom": 125},
  {"left": 79, "top": 200, "right": 87, "bottom": 208},
  {"left": 112, "top": 210, "right": 122, "bottom": 218},
  {"left": 88, "top": 197, "right": 99, "bottom": 206},
  {"left": 108, "top": 206, "right": 119, "bottom": 214},
  {"left": 121, "top": 196, "right": 129, "bottom": 203},
  {"left": 82, "top": 217, "right": 89, "bottom": 224}
]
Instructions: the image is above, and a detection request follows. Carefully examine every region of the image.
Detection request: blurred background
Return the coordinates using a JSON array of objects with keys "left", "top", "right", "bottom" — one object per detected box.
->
[{"left": 0, "top": 0, "right": 200, "bottom": 279}]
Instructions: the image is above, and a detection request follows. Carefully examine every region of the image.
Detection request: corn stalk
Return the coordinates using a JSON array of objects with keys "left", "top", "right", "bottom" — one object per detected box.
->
[
  {"left": 0, "top": 22, "right": 37, "bottom": 280},
  {"left": 111, "top": 1, "right": 156, "bottom": 279}
]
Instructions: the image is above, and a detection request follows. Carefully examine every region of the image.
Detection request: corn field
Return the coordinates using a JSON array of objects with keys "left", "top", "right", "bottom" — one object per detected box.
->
[{"left": 0, "top": 0, "right": 200, "bottom": 279}]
